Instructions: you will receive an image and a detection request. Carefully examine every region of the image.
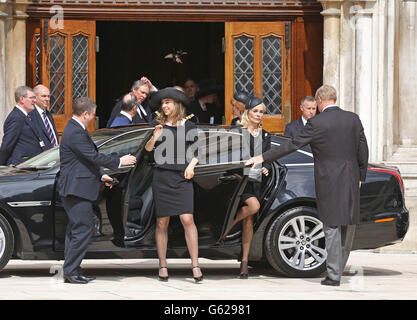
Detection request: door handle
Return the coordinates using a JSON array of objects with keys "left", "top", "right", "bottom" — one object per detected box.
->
[{"left": 218, "top": 175, "right": 237, "bottom": 183}]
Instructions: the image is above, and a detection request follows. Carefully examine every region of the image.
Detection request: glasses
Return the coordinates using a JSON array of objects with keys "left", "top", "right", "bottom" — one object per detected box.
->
[{"left": 24, "top": 95, "right": 36, "bottom": 100}]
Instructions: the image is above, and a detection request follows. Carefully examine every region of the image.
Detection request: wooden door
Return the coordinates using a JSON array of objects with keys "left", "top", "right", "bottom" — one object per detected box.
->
[
  {"left": 225, "top": 22, "right": 291, "bottom": 134},
  {"left": 27, "top": 20, "right": 96, "bottom": 135}
]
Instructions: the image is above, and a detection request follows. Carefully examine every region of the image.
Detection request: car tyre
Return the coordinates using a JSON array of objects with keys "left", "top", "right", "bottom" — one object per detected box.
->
[
  {"left": 264, "top": 206, "right": 327, "bottom": 278},
  {"left": 0, "top": 214, "right": 14, "bottom": 272}
]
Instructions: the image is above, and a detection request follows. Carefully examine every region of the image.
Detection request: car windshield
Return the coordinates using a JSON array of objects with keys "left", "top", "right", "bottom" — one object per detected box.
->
[{"left": 16, "top": 128, "right": 151, "bottom": 170}]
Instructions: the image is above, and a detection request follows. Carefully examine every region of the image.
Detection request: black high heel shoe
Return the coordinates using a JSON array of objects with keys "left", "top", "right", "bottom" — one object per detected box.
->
[
  {"left": 192, "top": 266, "right": 203, "bottom": 283},
  {"left": 239, "top": 261, "right": 249, "bottom": 279},
  {"left": 158, "top": 266, "right": 169, "bottom": 282}
]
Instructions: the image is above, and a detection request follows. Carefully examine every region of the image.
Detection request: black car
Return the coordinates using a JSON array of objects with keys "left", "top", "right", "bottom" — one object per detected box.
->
[{"left": 0, "top": 125, "right": 409, "bottom": 277}]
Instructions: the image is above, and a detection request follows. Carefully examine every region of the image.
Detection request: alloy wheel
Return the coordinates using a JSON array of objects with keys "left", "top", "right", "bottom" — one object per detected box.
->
[
  {"left": 277, "top": 215, "right": 327, "bottom": 271},
  {"left": 0, "top": 226, "right": 5, "bottom": 259}
]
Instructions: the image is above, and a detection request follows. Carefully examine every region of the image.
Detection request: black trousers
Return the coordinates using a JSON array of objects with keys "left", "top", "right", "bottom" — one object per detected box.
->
[{"left": 62, "top": 195, "right": 94, "bottom": 276}]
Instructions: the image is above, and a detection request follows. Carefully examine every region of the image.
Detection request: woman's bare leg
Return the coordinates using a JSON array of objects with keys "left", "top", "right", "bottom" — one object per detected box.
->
[
  {"left": 223, "top": 197, "right": 260, "bottom": 239},
  {"left": 180, "top": 213, "right": 202, "bottom": 278},
  {"left": 156, "top": 216, "right": 170, "bottom": 277}
]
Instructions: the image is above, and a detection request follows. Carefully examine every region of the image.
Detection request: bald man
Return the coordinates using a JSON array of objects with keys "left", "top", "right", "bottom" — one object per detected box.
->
[{"left": 29, "top": 84, "right": 59, "bottom": 150}]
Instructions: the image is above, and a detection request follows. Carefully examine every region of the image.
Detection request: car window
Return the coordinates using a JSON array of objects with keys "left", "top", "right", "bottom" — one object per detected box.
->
[
  {"left": 16, "top": 146, "right": 61, "bottom": 170},
  {"left": 196, "top": 128, "right": 243, "bottom": 166},
  {"left": 269, "top": 137, "right": 314, "bottom": 164},
  {"left": 98, "top": 129, "right": 151, "bottom": 158},
  {"left": 16, "top": 128, "right": 152, "bottom": 170}
]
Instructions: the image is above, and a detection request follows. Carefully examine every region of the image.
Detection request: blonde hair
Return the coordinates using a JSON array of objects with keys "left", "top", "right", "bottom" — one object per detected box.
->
[
  {"left": 240, "top": 102, "right": 266, "bottom": 129},
  {"left": 156, "top": 99, "right": 186, "bottom": 125},
  {"left": 315, "top": 85, "right": 337, "bottom": 102}
]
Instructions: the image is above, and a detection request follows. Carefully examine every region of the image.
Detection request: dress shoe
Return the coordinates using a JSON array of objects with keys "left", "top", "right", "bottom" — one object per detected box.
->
[
  {"left": 239, "top": 261, "right": 249, "bottom": 279},
  {"left": 111, "top": 237, "right": 125, "bottom": 248},
  {"left": 158, "top": 266, "right": 169, "bottom": 282},
  {"left": 192, "top": 266, "right": 203, "bottom": 283},
  {"left": 320, "top": 276, "right": 340, "bottom": 286},
  {"left": 78, "top": 275, "right": 96, "bottom": 282},
  {"left": 64, "top": 275, "right": 88, "bottom": 284}
]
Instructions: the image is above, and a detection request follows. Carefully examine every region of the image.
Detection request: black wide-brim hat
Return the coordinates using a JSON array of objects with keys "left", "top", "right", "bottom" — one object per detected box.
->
[
  {"left": 234, "top": 91, "right": 250, "bottom": 104},
  {"left": 245, "top": 95, "right": 263, "bottom": 110},
  {"left": 149, "top": 87, "right": 190, "bottom": 112},
  {"left": 194, "top": 78, "right": 223, "bottom": 100}
]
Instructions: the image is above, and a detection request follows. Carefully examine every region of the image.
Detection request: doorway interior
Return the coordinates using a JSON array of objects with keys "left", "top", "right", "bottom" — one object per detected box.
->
[{"left": 96, "top": 21, "right": 224, "bottom": 128}]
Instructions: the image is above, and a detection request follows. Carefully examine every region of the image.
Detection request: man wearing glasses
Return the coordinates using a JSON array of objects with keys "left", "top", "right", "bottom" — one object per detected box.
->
[
  {"left": 106, "top": 76, "right": 155, "bottom": 127},
  {"left": 0, "top": 86, "right": 45, "bottom": 165}
]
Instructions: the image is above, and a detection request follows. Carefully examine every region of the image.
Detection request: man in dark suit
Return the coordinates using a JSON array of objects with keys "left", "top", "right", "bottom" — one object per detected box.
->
[
  {"left": 284, "top": 96, "right": 317, "bottom": 138},
  {"left": 109, "top": 93, "right": 137, "bottom": 127},
  {"left": 29, "top": 85, "right": 59, "bottom": 150},
  {"left": 246, "top": 85, "right": 369, "bottom": 286},
  {"left": 107, "top": 77, "right": 155, "bottom": 127},
  {"left": 0, "top": 86, "right": 45, "bottom": 166},
  {"left": 59, "top": 97, "right": 136, "bottom": 284}
]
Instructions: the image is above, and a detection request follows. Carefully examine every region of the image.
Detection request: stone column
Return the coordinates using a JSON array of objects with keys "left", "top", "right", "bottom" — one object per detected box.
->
[
  {"left": 319, "top": 0, "right": 343, "bottom": 95},
  {"left": 0, "top": 0, "right": 30, "bottom": 139},
  {"left": 0, "top": 1, "right": 10, "bottom": 139},
  {"left": 398, "top": 0, "right": 417, "bottom": 146},
  {"left": 351, "top": 1, "right": 377, "bottom": 161}
]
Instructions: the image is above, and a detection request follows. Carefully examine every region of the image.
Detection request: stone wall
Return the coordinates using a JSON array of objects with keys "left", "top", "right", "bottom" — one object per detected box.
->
[{"left": 0, "top": 0, "right": 29, "bottom": 140}]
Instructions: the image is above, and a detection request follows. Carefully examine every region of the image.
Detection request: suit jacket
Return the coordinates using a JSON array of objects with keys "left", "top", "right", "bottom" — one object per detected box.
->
[
  {"left": 187, "top": 100, "right": 221, "bottom": 124},
  {"left": 0, "top": 107, "right": 45, "bottom": 166},
  {"left": 58, "top": 118, "right": 120, "bottom": 201},
  {"left": 110, "top": 113, "right": 132, "bottom": 127},
  {"left": 284, "top": 118, "right": 304, "bottom": 138},
  {"left": 107, "top": 97, "right": 152, "bottom": 127},
  {"left": 263, "top": 106, "right": 369, "bottom": 226},
  {"left": 29, "top": 107, "right": 59, "bottom": 150}
]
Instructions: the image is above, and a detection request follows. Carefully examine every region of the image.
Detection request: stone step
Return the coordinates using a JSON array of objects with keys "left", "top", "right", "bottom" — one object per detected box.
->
[
  {"left": 389, "top": 147, "right": 417, "bottom": 161},
  {"left": 380, "top": 162, "right": 417, "bottom": 176}
]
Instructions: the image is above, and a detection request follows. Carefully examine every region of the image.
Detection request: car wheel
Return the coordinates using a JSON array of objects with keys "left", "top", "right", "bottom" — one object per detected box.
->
[
  {"left": 0, "top": 214, "right": 14, "bottom": 272},
  {"left": 264, "top": 206, "right": 327, "bottom": 278}
]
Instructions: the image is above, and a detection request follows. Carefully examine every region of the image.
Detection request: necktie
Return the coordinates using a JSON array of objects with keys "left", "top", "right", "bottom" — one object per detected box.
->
[{"left": 42, "top": 111, "right": 57, "bottom": 146}]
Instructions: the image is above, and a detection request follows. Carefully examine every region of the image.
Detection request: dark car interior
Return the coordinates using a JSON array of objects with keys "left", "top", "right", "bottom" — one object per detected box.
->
[{"left": 121, "top": 154, "right": 277, "bottom": 245}]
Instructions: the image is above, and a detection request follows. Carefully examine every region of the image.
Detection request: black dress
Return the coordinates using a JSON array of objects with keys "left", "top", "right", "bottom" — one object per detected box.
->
[
  {"left": 240, "top": 128, "right": 271, "bottom": 202},
  {"left": 149, "top": 119, "right": 198, "bottom": 217}
]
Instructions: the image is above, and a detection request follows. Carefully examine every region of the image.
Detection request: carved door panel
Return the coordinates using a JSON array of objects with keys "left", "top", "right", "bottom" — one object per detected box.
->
[
  {"left": 27, "top": 20, "right": 96, "bottom": 136},
  {"left": 225, "top": 22, "right": 290, "bottom": 134}
]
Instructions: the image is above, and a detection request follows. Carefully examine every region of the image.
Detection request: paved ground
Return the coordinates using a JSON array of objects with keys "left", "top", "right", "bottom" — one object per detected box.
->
[{"left": 0, "top": 250, "right": 416, "bottom": 300}]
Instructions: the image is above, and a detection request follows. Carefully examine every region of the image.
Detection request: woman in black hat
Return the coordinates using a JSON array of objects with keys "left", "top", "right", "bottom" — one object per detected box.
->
[
  {"left": 223, "top": 95, "right": 271, "bottom": 279},
  {"left": 145, "top": 87, "right": 203, "bottom": 283},
  {"left": 230, "top": 91, "right": 250, "bottom": 126},
  {"left": 188, "top": 79, "right": 222, "bottom": 124}
]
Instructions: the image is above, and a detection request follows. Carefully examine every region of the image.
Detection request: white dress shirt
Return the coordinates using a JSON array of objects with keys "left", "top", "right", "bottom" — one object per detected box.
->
[
  {"left": 15, "top": 105, "right": 28, "bottom": 116},
  {"left": 36, "top": 105, "right": 58, "bottom": 143},
  {"left": 301, "top": 116, "right": 308, "bottom": 126},
  {"left": 120, "top": 110, "right": 133, "bottom": 122}
]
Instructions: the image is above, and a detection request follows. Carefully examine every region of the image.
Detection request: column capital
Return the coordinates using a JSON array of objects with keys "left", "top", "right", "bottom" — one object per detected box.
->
[
  {"left": 0, "top": 2, "right": 10, "bottom": 20},
  {"left": 348, "top": 0, "right": 377, "bottom": 16},
  {"left": 13, "top": 0, "right": 31, "bottom": 20},
  {"left": 318, "top": 0, "right": 344, "bottom": 16}
]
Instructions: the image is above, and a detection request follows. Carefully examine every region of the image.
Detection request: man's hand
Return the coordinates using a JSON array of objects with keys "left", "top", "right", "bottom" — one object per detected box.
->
[
  {"left": 140, "top": 76, "right": 153, "bottom": 88},
  {"left": 120, "top": 154, "right": 137, "bottom": 166},
  {"left": 245, "top": 155, "right": 264, "bottom": 168},
  {"left": 102, "top": 174, "right": 114, "bottom": 188}
]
